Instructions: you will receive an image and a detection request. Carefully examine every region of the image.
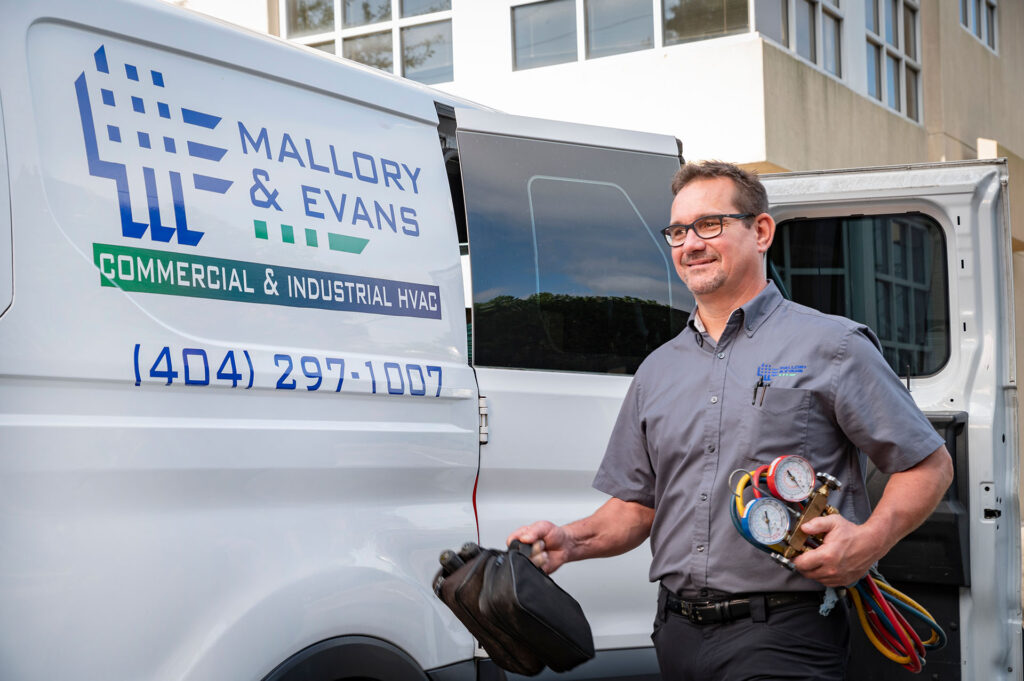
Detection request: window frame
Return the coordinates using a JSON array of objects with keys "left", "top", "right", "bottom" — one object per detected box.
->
[
  {"left": 511, "top": 0, "right": 580, "bottom": 70},
  {"left": 661, "top": 0, "right": 752, "bottom": 48},
  {"left": 771, "top": 211, "right": 950, "bottom": 378},
  {"left": 584, "top": 0, "right": 655, "bottom": 60},
  {"left": 759, "top": 0, "right": 844, "bottom": 80},
  {"left": 865, "top": 0, "right": 920, "bottom": 121},
  {"left": 278, "top": 0, "right": 454, "bottom": 83},
  {"left": 960, "top": 0, "right": 998, "bottom": 52}
]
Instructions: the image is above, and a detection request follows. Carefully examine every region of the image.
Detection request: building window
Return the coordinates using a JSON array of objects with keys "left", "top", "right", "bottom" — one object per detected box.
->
[
  {"left": 663, "top": 0, "right": 749, "bottom": 46},
  {"left": 281, "top": 0, "right": 453, "bottom": 84},
  {"left": 513, "top": 0, "right": 577, "bottom": 70},
  {"left": 866, "top": 0, "right": 919, "bottom": 120},
  {"left": 287, "top": 0, "right": 334, "bottom": 37},
  {"left": 757, "top": 0, "right": 841, "bottom": 77},
  {"left": 401, "top": 20, "right": 454, "bottom": 84},
  {"left": 512, "top": 0, "right": 755, "bottom": 71},
  {"left": 756, "top": 0, "right": 789, "bottom": 46},
  {"left": 961, "top": 0, "right": 997, "bottom": 50},
  {"left": 585, "top": 0, "right": 654, "bottom": 59},
  {"left": 342, "top": 29, "right": 393, "bottom": 71}
]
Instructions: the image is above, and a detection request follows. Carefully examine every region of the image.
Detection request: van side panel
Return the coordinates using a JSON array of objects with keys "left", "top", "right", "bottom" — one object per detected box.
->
[{"left": 0, "top": 2, "right": 477, "bottom": 679}]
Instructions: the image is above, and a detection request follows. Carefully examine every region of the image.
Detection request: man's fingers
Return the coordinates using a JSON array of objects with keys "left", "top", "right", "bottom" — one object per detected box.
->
[
  {"left": 507, "top": 527, "right": 534, "bottom": 546},
  {"left": 800, "top": 514, "right": 839, "bottom": 534}
]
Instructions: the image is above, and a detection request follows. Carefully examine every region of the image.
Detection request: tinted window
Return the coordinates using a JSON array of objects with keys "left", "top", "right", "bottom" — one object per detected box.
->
[
  {"left": 513, "top": 0, "right": 578, "bottom": 70},
  {"left": 769, "top": 213, "right": 949, "bottom": 376},
  {"left": 459, "top": 131, "right": 690, "bottom": 374},
  {"left": 586, "top": 0, "right": 654, "bottom": 59},
  {"left": 663, "top": 0, "right": 748, "bottom": 46},
  {"left": 756, "top": 0, "right": 788, "bottom": 45},
  {"left": 402, "top": 21, "right": 454, "bottom": 83},
  {"left": 401, "top": 0, "right": 451, "bottom": 17},
  {"left": 344, "top": 0, "right": 391, "bottom": 27},
  {"left": 286, "top": 0, "right": 334, "bottom": 37},
  {"left": 343, "top": 30, "right": 393, "bottom": 72}
]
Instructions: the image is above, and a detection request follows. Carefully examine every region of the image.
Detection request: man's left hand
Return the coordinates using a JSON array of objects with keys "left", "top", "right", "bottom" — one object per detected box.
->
[{"left": 791, "top": 514, "right": 882, "bottom": 587}]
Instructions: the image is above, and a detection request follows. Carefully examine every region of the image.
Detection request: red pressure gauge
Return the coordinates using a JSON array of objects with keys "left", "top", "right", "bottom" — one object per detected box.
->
[{"left": 766, "top": 455, "right": 816, "bottom": 502}]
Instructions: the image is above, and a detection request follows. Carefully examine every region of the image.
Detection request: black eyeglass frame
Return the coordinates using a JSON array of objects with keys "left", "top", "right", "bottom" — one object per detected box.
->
[{"left": 660, "top": 213, "right": 755, "bottom": 246}]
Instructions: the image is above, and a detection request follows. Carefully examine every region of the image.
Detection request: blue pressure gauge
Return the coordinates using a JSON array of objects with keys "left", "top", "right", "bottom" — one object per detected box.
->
[{"left": 741, "top": 496, "right": 791, "bottom": 545}]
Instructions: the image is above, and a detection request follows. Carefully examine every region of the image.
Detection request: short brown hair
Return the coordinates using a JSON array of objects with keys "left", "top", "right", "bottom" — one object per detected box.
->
[{"left": 670, "top": 161, "right": 768, "bottom": 217}]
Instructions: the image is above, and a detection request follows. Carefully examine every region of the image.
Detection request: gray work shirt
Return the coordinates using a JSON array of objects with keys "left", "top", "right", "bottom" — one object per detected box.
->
[{"left": 593, "top": 282, "right": 944, "bottom": 597}]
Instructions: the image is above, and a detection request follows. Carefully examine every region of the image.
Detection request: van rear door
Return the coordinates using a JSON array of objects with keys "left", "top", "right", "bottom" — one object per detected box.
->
[
  {"left": 454, "top": 107, "right": 684, "bottom": 676},
  {"left": 761, "top": 160, "right": 1021, "bottom": 681}
]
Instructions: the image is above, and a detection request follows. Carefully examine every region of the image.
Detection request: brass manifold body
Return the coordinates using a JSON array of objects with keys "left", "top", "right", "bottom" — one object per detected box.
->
[{"left": 770, "top": 473, "right": 842, "bottom": 571}]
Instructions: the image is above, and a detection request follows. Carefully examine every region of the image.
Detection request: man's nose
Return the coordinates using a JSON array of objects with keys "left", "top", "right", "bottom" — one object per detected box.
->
[{"left": 678, "top": 228, "right": 706, "bottom": 252}]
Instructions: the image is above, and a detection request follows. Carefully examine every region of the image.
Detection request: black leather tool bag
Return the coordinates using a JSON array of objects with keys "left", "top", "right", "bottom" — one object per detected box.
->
[{"left": 433, "top": 540, "right": 595, "bottom": 676}]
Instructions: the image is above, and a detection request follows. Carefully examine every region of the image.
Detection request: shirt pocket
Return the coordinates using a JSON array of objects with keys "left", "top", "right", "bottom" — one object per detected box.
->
[
  {"left": 760, "top": 386, "right": 811, "bottom": 416},
  {"left": 737, "top": 387, "right": 813, "bottom": 465}
]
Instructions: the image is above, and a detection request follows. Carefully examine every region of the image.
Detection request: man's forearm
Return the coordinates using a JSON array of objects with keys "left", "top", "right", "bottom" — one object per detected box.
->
[
  {"left": 861, "top": 444, "right": 954, "bottom": 558},
  {"left": 793, "top": 444, "right": 953, "bottom": 585},
  {"left": 562, "top": 497, "right": 655, "bottom": 563}
]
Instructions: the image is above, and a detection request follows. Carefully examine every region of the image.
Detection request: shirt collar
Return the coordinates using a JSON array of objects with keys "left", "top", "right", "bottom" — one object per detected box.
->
[{"left": 686, "top": 281, "right": 785, "bottom": 339}]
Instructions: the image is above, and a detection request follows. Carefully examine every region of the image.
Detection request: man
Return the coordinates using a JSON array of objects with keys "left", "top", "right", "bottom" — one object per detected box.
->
[{"left": 507, "top": 161, "right": 953, "bottom": 680}]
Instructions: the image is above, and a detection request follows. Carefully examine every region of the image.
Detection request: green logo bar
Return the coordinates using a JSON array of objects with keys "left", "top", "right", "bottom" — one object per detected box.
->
[
  {"left": 92, "top": 242, "right": 442, "bottom": 319},
  {"left": 94, "top": 242, "right": 264, "bottom": 303}
]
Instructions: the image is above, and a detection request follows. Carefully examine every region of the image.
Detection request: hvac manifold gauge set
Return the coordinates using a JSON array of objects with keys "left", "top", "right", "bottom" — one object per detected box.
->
[
  {"left": 732, "top": 454, "right": 841, "bottom": 569},
  {"left": 729, "top": 455, "right": 945, "bottom": 673}
]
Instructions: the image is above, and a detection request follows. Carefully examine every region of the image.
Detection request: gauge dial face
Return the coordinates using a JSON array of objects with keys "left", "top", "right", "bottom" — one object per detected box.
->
[
  {"left": 743, "top": 497, "right": 790, "bottom": 545},
  {"left": 768, "top": 455, "right": 816, "bottom": 502}
]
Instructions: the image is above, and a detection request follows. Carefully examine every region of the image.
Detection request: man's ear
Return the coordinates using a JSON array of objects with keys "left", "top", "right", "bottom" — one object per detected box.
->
[{"left": 754, "top": 213, "right": 776, "bottom": 253}]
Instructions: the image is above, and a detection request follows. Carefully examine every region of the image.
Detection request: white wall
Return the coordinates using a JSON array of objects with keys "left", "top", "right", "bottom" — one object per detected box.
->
[
  {"left": 160, "top": 0, "right": 269, "bottom": 34},
  {"left": 436, "top": 0, "right": 768, "bottom": 164}
]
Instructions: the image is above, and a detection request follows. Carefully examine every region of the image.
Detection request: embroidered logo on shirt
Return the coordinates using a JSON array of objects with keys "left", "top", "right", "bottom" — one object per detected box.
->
[{"left": 757, "top": 363, "right": 807, "bottom": 382}]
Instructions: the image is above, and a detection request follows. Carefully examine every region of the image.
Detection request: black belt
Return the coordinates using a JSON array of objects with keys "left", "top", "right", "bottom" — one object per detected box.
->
[{"left": 663, "top": 588, "right": 823, "bottom": 625}]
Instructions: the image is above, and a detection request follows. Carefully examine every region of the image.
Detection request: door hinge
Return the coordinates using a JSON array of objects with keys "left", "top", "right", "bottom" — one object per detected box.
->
[{"left": 479, "top": 396, "right": 489, "bottom": 444}]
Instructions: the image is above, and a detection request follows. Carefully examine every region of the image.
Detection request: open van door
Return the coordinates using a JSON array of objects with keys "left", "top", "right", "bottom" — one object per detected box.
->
[
  {"left": 762, "top": 160, "right": 1022, "bottom": 681},
  {"left": 454, "top": 108, "right": 685, "bottom": 677}
]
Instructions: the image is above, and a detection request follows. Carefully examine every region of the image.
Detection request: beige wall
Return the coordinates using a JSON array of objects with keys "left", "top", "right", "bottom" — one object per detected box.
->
[
  {"left": 923, "top": 0, "right": 1024, "bottom": 163},
  {"left": 760, "top": 41, "right": 927, "bottom": 172}
]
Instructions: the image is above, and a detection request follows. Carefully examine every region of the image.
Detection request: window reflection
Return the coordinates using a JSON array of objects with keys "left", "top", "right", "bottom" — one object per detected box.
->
[
  {"left": 663, "top": 0, "right": 749, "bottom": 45},
  {"left": 401, "top": 0, "right": 450, "bottom": 18},
  {"left": 585, "top": 0, "right": 654, "bottom": 59},
  {"left": 756, "top": 0, "right": 788, "bottom": 45},
  {"left": 770, "top": 214, "right": 948, "bottom": 376},
  {"left": 795, "top": 0, "right": 815, "bottom": 62},
  {"left": 286, "top": 0, "right": 334, "bottom": 37},
  {"left": 513, "top": 0, "right": 578, "bottom": 70},
  {"left": 459, "top": 131, "right": 689, "bottom": 374},
  {"left": 343, "top": 30, "right": 394, "bottom": 72},
  {"left": 402, "top": 21, "right": 454, "bottom": 84},
  {"left": 344, "top": 0, "right": 390, "bottom": 27}
]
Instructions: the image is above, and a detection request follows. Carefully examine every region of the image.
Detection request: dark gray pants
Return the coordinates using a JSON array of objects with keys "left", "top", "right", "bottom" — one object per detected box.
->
[{"left": 651, "top": 592, "right": 849, "bottom": 681}]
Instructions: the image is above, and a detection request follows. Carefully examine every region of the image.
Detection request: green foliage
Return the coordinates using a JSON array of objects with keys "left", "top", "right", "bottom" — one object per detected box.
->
[{"left": 474, "top": 292, "right": 688, "bottom": 374}]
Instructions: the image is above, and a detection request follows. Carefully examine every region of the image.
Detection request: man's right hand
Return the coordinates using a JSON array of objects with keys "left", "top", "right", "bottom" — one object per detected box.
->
[
  {"left": 505, "top": 498, "right": 654, "bottom": 576},
  {"left": 506, "top": 521, "right": 574, "bottom": 574}
]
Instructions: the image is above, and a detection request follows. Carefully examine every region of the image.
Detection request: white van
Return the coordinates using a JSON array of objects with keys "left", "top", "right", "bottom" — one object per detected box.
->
[{"left": 0, "top": 1, "right": 1018, "bottom": 680}]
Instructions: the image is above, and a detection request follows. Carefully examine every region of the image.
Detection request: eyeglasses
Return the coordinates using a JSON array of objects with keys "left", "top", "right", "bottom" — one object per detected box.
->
[{"left": 660, "top": 213, "right": 755, "bottom": 246}]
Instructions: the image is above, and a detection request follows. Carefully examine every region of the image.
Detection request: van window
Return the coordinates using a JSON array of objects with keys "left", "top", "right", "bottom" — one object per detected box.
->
[
  {"left": 768, "top": 213, "right": 949, "bottom": 376},
  {"left": 458, "top": 131, "right": 689, "bottom": 374}
]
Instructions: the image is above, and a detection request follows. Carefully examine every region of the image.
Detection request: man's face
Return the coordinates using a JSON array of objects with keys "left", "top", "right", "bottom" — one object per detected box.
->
[{"left": 668, "top": 177, "right": 772, "bottom": 299}]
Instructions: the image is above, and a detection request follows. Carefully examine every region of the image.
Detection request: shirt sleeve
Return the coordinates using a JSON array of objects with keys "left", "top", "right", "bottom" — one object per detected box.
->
[
  {"left": 592, "top": 376, "right": 657, "bottom": 508},
  {"left": 832, "top": 325, "right": 944, "bottom": 474}
]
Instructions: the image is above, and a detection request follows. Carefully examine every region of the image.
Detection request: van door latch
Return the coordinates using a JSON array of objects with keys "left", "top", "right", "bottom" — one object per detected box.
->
[{"left": 479, "top": 396, "right": 489, "bottom": 444}]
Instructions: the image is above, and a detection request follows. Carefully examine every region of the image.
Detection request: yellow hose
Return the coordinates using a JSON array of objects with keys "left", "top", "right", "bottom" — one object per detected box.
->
[
  {"left": 849, "top": 587, "right": 912, "bottom": 664},
  {"left": 874, "top": 579, "right": 941, "bottom": 646}
]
